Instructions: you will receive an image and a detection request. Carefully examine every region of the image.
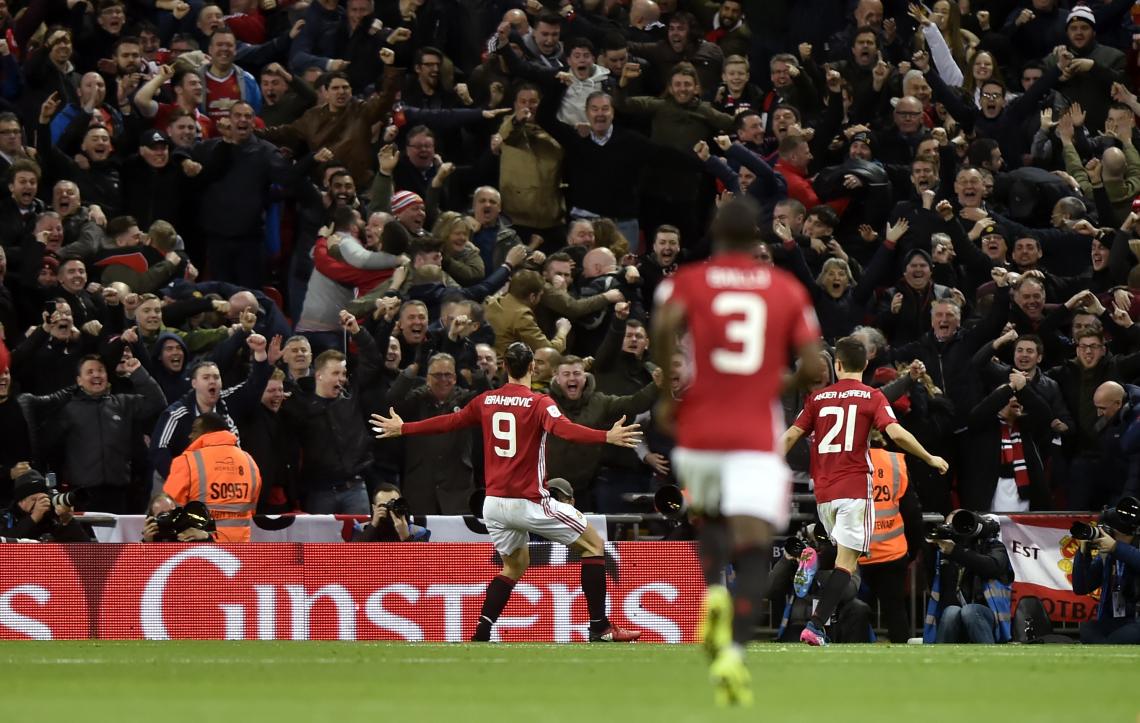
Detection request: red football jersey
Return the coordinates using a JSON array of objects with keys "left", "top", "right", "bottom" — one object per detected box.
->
[
  {"left": 792, "top": 378, "right": 897, "bottom": 503},
  {"left": 400, "top": 383, "right": 607, "bottom": 502},
  {"left": 655, "top": 252, "right": 820, "bottom": 451}
]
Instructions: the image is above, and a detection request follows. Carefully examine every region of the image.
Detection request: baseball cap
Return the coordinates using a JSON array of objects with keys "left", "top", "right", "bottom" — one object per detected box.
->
[
  {"left": 139, "top": 129, "right": 170, "bottom": 148},
  {"left": 982, "top": 223, "right": 1008, "bottom": 239},
  {"left": 546, "top": 477, "right": 574, "bottom": 500},
  {"left": 12, "top": 470, "right": 50, "bottom": 503}
]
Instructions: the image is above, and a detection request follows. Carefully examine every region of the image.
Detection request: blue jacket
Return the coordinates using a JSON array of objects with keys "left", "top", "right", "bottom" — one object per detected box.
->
[
  {"left": 1073, "top": 541, "right": 1140, "bottom": 623},
  {"left": 196, "top": 65, "right": 262, "bottom": 116},
  {"left": 1112, "top": 385, "right": 1140, "bottom": 499}
]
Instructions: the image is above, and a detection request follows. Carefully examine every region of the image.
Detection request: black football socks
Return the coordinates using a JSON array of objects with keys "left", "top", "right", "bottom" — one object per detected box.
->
[
  {"left": 582, "top": 556, "right": 609, "bottom": 634},
  {"left": 471, "top": 574, "right": 516, "bottom": 642},
  {"left": 810, "top": 566, "right": 852, "bottom": 630}
]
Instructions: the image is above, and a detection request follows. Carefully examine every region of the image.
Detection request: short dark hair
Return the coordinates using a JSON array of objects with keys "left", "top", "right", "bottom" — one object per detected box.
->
[
  {"left": 171, "top": 67, "right": 197, "bottom": 89},
  {"left": 710, "top": 197, "right": 760, "bottom": 251},
  {"left": 544, "top": 252, "right": 572, "bottom": 270},
  {"left": 112, "top": 35, "right": 141, "bottom": 54},
  {"left": 331, "top": 205, "right": 359, "bottom": 232},
  {"left": 968, "top": 138, "right": 1000, "bottom": 168},
  {"left": 76, "top": 353, "right": 105, "bottom": 375},
  {"left": 734, "top": 109, "right": 762, "bottom": 132},
  {"left": 105, "top": 215, "right": 138, "bottom": 239},
  {"left": 599, "top": 33, "right": 627, "bottom": 52},
  {"left": 405, "top": 125, "right": 435, "bottom": 143},
  {"left": 504, "top": 342, "right": 534, "bottom": 379},
  {"left": 568, "top": 36, "right": 595, "bottom": 55},
  {"left": 536, "top": 10, "right": 563, "bottom": 27},
  {"left": 317, "top": 71, "right": 350, "bottom": 89},
  {"left": 806, "top": 205, "right": 840, "bottom": 230},
  {"left": 508, "top": 269, "right": 545, "bottom": 299},
  {"left": 190, "top": 412, "right": 230, "bottom": 439},
  {"left": 1015, "top": 334, "right": 1044, "bottom": 355},
  {"left": 189, "top": 359, "right": 220, "bottom": 379},
  {"left": 834, "top": 336, "right": 869, "bottom": 373},
  {"left": 515, "top": 82, "right": 543, "bottom": 102},
  {"left": 585, "top": 90, "right": 610, "bottom": 108},
  {"left": 415, "top": 46, "right": 444, "bottom": 65}
]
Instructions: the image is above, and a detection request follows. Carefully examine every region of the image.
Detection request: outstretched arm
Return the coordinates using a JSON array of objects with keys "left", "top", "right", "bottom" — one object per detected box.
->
[
  {"left": 372, "top": 399, "right": 482, "bottom": 437},
  {"left": 885, "top": 422, "right": 949, "bottom": 473}
]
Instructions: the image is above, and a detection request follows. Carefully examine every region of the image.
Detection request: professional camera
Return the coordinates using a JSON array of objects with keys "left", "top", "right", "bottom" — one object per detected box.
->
[
  {"left": 1102, "top": 496, "right": 1140, "bottom": 536},
  {"left": 654, "top": 485, "right": 687, "bottom": 519},
  {"left": 1069, "top": 521, "right": 1108, "bottom": 541},
  {"left": 153, "top": 501, "right": 215, "bottom": 541},
  {"left": 926, "top": 522, "right": 956, "bottom": 540},
  {"left": 949, "top": 510, "right": 1000, "bottom": 539},
  {"left": 383, "top": 497, "right": 411, "bottom": 518},
  {"left": 783, "top": 535, "right": 807, "bottom": 558},
  {"left": 49, "top": 489, "right": 85, "bottom": 510}
]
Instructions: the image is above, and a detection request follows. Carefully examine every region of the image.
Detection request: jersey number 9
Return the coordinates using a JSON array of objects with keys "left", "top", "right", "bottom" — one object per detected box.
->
[{"left": 492, "top": 411, "right": 517, "bottom": 457}]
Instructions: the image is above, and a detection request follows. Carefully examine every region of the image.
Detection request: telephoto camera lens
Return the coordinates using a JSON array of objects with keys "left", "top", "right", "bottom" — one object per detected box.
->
[{"left": 1069, "top": 521, "right": 1099, "bottom": 541}]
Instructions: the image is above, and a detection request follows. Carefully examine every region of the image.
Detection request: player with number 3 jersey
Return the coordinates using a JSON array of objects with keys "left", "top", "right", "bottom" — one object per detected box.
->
[
  {"left": 652, "top": 199, "right": 824, "bottom": 707},
  {"left": 371, "top": 343, "right": 644, "bottom": 643},
  {"left": 781, "top": 337, "right": 948, "bottom": 647}
]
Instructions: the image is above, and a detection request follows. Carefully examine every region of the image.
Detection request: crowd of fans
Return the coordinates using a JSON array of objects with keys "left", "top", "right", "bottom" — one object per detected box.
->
[{"left": 2, "top": 0, "right": 1140, "bottom": 531}]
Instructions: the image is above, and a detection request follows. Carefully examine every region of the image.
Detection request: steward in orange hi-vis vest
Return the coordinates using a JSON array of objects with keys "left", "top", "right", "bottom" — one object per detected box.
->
[
  {"left": 164, "top": 428, "right": 261, "bottom": 542},
  {"left": 866, "top": 447, "right": 908, "bottom": 565}
]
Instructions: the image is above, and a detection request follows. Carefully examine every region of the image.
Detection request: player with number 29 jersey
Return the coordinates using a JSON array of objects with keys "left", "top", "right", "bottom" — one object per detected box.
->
[
  {"left": 400, "top": 386, "right": 606, "bottom": 503},
  {"left": 656, "top": 253, "right": 821, "bottom": 451}
]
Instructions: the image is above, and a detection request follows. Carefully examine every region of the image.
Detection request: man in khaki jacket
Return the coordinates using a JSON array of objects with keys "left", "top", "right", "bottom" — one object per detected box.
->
[{"left": 485, "top": 269, "right": 570, "bottom": 356}]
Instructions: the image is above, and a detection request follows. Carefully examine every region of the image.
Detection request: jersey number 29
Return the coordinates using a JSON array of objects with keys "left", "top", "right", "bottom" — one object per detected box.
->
[
  {"left": 710, "top": 292, "right": 767, "bottom": 375},
  {"left": 492, "top": 412, "right": 516, "bottom": 458}
]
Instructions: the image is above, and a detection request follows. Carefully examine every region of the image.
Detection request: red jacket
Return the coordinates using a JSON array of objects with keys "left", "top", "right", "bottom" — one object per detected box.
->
[
  {"left": 774, "top": 159, "right": 848, "bottom": 215},
  {"left": 312, "top": 236, "right": 394, "bottom": 296}
]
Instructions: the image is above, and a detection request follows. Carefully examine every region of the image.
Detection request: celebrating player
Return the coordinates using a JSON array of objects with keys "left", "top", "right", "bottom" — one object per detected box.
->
[
  {"left": 652, "top": 198, "right": 824, "bottom": 706},
  {"left": 371, "top": 342, "right": 643, "bottom": 643},
  {"left": 780, "top": 336, "right": 949, "bottom": 646}
]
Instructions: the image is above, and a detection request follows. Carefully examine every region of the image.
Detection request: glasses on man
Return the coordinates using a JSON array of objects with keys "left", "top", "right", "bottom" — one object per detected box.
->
[
  {"left": 894, "top": 110, "right": 922, "bottom": 118},
  {"left": 980, "top": 92, "right": 1002, "bottom": 100},
  {"left": 1077, "top": 343, "right": 1104, "bottom": 352},
  {"left": 428, "top": 372, "right": 456, "bottom": 379}
]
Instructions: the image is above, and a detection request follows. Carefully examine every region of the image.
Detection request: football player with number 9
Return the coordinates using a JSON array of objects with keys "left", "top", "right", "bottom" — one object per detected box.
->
[
  {"left": 371, "top": 342, "right": 644, "bottom": 643},
  {"left": 780, "top": 337, "right": 948, "bottom": 647},
  {"left": 651, "top": 198, "right": 824, "bottom": 707}
]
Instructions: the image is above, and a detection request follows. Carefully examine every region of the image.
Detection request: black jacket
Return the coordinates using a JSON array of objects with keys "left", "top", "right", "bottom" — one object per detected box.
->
[
  {"left": 1, "top": 506, "right": 92, "bottom": 542},
  {"left": 961, "top": 383, "right": 1054, "bottom": 511},
  {"left": 281, "top": 328, "right": 383, "bottom": 488},
  {"left": 936, "top": 537, "right": 1014, "bottom": 608},
  {"left": 19, "top": 366, "right": 167, "bottom": 489}
]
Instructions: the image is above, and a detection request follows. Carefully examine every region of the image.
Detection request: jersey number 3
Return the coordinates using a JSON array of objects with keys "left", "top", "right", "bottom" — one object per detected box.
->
[
  {"left": 710, "top": 292, "right": 766, "bottom": 375},
  {"left": 818, "top": 404, "right": 858, "bottom": 454},
  {"left": 492, "top": 412, "right": 517, "bottom": 458}
]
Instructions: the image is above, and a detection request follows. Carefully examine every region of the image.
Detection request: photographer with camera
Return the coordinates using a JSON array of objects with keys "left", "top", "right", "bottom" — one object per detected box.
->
[
  {"left": 1072, "top": 496, "right": 1140, "bottom": 644},
  {"left": 141, "top": 492, "right": 214, "bottom": 543},
  {"left": 925, "top": 510, "right": 1015, "bottom": 644},
  {"left": 352, "top": 484, "right": 430, "bottom": 542},
  {"left": 766, "top": 525, "right": 874, "bottom": 643},
  {"left": 0, "top": 469, "right": 92, "bottom": 542}
]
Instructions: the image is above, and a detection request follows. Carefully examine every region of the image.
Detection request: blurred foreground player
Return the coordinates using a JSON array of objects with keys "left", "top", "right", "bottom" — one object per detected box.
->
[
  {"left": 780, "top": 337, "right": 948, "bottom": 646},
  {"left": 372, "top": 342, "right": 643, "bottom": 642},
  {"left": 651, "top": 198, "right": 823, "bottom": 706}
]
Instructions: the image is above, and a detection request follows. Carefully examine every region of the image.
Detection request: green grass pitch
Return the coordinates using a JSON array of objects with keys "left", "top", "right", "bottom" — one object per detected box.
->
[{"left": 2, "top": 642, "right": 1137, "bottom": 722}]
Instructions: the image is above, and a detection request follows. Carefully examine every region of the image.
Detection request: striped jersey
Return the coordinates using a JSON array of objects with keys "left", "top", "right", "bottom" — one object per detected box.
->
[{"left": 400, "top": 383, "right": 607, "bottom": 502}]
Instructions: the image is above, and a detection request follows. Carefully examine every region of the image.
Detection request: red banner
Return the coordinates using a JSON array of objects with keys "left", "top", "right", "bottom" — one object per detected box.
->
[{"left": 0, "top": 543, "right": 704, "bottom": 642}]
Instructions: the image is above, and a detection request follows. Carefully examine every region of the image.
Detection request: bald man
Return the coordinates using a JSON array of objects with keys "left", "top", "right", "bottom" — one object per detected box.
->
[
  {"left": 1092, "top": 380, "right": 1140, "bottom": 509},
  {"left": 627, "top": 0, "right": 664, "bottom": 42},
  {"left": 573, "top": 247, "right": 642, "bottom": 355}
]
